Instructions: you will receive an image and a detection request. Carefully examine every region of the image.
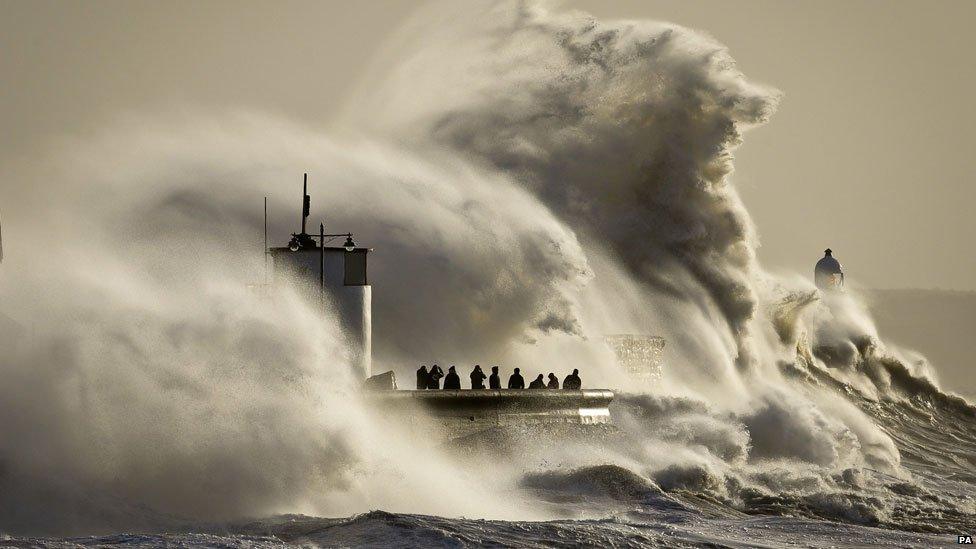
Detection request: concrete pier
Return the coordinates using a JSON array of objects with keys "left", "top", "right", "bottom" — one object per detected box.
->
[{"left": 365, "top": 389, "right": 614, "bottom": 438}]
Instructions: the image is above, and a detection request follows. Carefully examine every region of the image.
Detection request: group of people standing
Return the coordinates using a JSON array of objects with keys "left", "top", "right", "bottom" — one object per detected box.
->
[{"left": 416, "top": 364, "right": 582, "bottom": 391}]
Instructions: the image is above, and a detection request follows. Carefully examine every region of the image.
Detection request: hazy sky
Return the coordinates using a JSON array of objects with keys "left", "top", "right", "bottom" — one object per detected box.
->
[{"left": 2, "top": 0, "right": 974, "bottom": 290}]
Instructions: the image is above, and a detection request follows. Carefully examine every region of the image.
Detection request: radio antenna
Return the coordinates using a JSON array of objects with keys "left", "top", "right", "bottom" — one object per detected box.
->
[
  {"left": 287, "top": 173, "right": 316, "bottom": 251},
  {"left": 301, "top": 173, "right": 310, "bottom": 236}
]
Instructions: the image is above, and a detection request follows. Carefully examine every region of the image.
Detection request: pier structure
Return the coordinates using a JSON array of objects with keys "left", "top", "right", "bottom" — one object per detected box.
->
[
  {"left": 604, "top": 334, "right": 666, "bottom": 382},
  {"left": 365, "top": 388, "right": 614, "bottom": 439},
  {"left": 263, "top": 173, "right": 615, "bottom": 436}
]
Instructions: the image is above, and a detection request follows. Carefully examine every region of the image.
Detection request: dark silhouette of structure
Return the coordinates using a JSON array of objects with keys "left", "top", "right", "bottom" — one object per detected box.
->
[
  {"left": 416, "top": 365, "right": 429, "bottom": 390},
  {"left": 563, "top": 369, "right": 581, "bottom": 390},
  {"left": 528, "top": 374, "right": 545, "bottom": 389},
  {"left": 268, "top": 174, "right": 371, "bottom": 378},
  {"left": 367, "top": 388, "right": 615, "bottom": 439},
  {"left": 815, "top": 248, "right": 844, "bottom": 290},
  {"left": 508, "top": 368, "right": 525, "bottom": 389},
  {"left": 363, "top": 370, "right": 397, "bottom": 391},
  {"left": 546, "top": 373, "right": 559, "bottom": 389},
  {"left": 283, "top": 173, "right": 357, "bottom": 253},
  {"left": 443, "top": 366, "right": 461, "bottom": 390},
  {"left": 428, "top": 364, "right": 444, "bottom": 390},
  {"left": 470, "top": 365, "right": 487, "bottom": 389},
  {"left": 489, "top": 366, "right": 501, "bottom": 389}
]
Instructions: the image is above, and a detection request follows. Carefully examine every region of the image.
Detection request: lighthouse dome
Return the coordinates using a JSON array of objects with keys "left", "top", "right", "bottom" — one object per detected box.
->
[
  {"left": 815, "top": 249, "right": 842, "bottom": 274},
  {"left": 814, "top": 249, "right": 844, "bottom": 290}
]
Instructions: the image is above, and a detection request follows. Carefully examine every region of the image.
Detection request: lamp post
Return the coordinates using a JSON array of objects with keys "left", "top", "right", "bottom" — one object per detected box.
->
[{"left": 311, "top": 225, "right": 357, "bottom": 295}]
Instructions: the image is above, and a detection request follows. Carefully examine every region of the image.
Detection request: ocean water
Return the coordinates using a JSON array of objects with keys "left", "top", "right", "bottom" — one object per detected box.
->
[
  {"left": 3, "top": 373, "right": 973, "bottom": 547},
  {"left": 0, "top": 512, "right": 952, "bottom": 548}
]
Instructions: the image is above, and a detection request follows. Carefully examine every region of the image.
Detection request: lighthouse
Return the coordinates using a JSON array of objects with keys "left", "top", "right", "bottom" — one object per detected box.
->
[
  {"left": 267, "top": 174, "right": 372, "bottom": 378},
  {"left": 814, "top": 248, "right": 844, "bottom": 291}
]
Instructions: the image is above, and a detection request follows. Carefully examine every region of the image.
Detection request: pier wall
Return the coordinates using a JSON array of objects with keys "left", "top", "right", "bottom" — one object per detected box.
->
[{"left": 365, "top": 389, "right": 614, "bottom": 438}]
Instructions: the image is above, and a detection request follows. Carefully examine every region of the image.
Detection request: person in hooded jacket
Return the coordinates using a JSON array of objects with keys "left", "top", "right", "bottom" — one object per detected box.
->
[
  {"left": 488, "top": 366, "right": 501, "bottom": 389},
  {"left": 417, "top": 365, "right": 430, "bottom": 390},
  {"left": 470, "top": 365, "right": 487, "bottom": 389},
  {"left": 427, "top": 364, "right": 444, "bottom": 389},
  {"left": 546, "top": 373, "right": 559, "bottom": 389},
  {"left": 528, "top": 374, "right": 545, "bottom": 389},
  {"left": 443, "top": 366, "right": 461, "bottom": 390},
  {"left": 507, "top": 367, "right": 525, "bottom": 389},
  {"left": 562, "top": 368, "right": 581, "bottom": 390}
]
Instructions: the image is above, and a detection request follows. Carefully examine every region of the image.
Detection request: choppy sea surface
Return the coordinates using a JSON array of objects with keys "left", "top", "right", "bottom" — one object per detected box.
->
[
  {"left": 3, "top": 383, "right": 973, "bottom": 549},
  {"left": 0, "top": 511, "right": 957, "bottom": 548}
]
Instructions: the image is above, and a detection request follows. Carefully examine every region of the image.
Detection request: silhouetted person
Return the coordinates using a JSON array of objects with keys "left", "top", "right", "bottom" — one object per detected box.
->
[
  {"left": 508, "top": 367, "right": 524, "bottom": 389},
  {"left": 444, "top": 366, "right": 461, "bottom": 390},
  {"left": 489, "top": 366, "right": 501, "bottom": 389},
  {"left": 546, "top": 373, "right": 559, "bottom": 390},
  {"left": 470, "top": 365, "right": 487, "bottom": 389},
  {"left": 417, "top": 365, "right": 430, "bottom": 390},
  {"left": 528, "top": 374, "right": 545, "bottom": 389},
  {"left": 428, "top": 364, "right": 444, "bottom": 390},
  {"left": 563, "top": 369, "right": 581, "bottom": 390}
]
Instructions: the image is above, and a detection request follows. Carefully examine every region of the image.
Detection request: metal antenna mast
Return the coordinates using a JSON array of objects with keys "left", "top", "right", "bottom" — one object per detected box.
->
[
  {"left": 301, "top": 173, "right": 310, "bottom": 236},
  {"left": 320, "top": 222, "right": 325, "bottom": 296},
  {"left": 287, "top": 173, "right": 318, "bottom": 251}
]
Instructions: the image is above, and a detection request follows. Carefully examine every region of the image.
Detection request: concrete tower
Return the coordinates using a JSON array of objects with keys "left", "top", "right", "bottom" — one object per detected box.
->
[{"left": 268, "top": 174, "right": 372, "bottom": 378}]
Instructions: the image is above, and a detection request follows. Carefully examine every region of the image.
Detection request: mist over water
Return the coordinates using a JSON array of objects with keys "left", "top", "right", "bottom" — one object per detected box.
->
[{"left": 0, "top": 0, "right": 973, "bottom": 540}]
